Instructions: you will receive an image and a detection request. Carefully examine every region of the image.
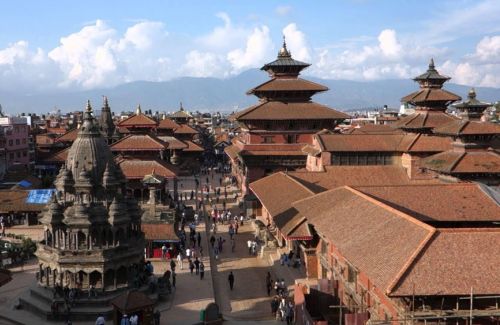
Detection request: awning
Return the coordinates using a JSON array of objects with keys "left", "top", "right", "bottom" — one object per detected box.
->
[{"left": 285, "top": 222, "right": 313, "bottom": 241}]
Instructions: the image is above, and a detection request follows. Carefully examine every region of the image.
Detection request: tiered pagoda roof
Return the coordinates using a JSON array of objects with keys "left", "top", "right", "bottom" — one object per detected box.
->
[
  {"left": 233, "top": 37, "right": 349, "bottom": 123},
  {"left": 452, "top": 88, "right": 491, "bottom": 120},
  {"left": 394, "top": 59, "right": 461, "bottom": 133}
]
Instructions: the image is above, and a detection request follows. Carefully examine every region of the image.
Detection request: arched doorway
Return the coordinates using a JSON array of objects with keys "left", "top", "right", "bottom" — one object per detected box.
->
[
  {"left": 116, "top": 266, "right": 127, "bottom": 287},
  {"left": 89, "top": 271, "right": 102, "bottom": 289}
]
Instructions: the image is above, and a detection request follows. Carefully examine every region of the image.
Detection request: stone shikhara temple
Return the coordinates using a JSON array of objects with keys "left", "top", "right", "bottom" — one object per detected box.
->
[{"left": 21, "top": 101, "right": 149, "bottom": 320}]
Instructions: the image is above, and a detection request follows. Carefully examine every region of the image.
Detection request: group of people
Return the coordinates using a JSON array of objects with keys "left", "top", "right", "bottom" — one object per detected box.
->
[
  {"left": 280, "top": 250, "right": 301, "bottom": 268},
  {"left": 271, "top": 296, "right": 295, "bottom": 324}
]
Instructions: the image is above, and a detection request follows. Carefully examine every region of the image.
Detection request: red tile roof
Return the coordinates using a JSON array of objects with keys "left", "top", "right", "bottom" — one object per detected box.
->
[
  {"left": 56, "top": 128, "right": 79, "bottom": 143},
  {"left": 141, "top": 223, "right": 179, "bottom": 241},
  {"left": 247, "top": 78, "right": 328, "bottom": 94},
  {"left": 157, "top": 118, "right": 180, "bottom": 130},
  {"left": 355, "top": 184, "right": 500, "bottom": 222},
  {"left": 183, "top": 140, "right": 204, "bottom": 152},
  {"left": 351, "top": 124, "right": 405, "bottom": 135},
  {"left": 289, "top": 166, "right": 440, "bottom": 193},
  {"left": 393, "top": 111, "right": 459, "bottom": 130},
  {"left": 391, "top": 228, "right": 500, "bottom": 296},
  {"left": 42, "top": 147, "right": 70, "bottom": 163},
  {"left": 423, "top": 150, "right": 500, "bottom": 174},
  {"left": 0, "top": 190, "right": 46, "bottom": 213},
  {"left": 157, "top": 136, "right": 188, "bottom": 150},
  {"left": 117, "top": 114, "right": 157, "bottom": 127},
  {"left": 173, "top": 124, "right": 198, "bottom": 134},
  {"left": 116, "top": 158, "right": 176, "bottom": 179},
  {"left": 110, "top": 134, "right": 166, "bottom": 151},
  {"left": 433, "top": 119, "right": 500, "bottom": 136},
  {"left": 233, "top": 101, "right": 350, "bottom": 121},
  {"left": 293, "top": 186, "right": 435, "bottom": 293},
  {"left": 401, "top": 88, "right": 461, "bottom": 104}
]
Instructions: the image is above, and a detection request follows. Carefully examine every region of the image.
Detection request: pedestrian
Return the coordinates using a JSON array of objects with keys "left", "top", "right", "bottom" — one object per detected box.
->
[
  {"left": 161, "top": 244, "right": 167, "bottom": 260},
  {"left": 286, "top": 302, "right": 295, "bottom": 325},
  {"left": 200, "top": 262, "right": 205, "bottom": 280},
  {"left": 247, "top": 239, "right": 252, "bottom": 255},
  {"left": 194, "top": 257, "right": 200, "bottom": 274},
  {"left": 228, "top": 271, "right": 235, "bottom": 290},
  {"left": 129, "top": 314, "right": 138, "bottom": 325},
  {"left": 177, "top": 252, "right": 183, "bottom": 270},
  {"left": 197, "top": 232, "right": 201, "bottom": 247},
  {"left": 189, "top": 259, "right": 194, "bottom": 274},
  {"left": 120, "top": 314, "right": 130, "bottom": 325},
  {"left": 186, "top": 247, "right": 191, "bottom": 259},
  {"left": 88, "top": 284, "right": 97, "bottom": 299},
  {"left": 271, "top": 296, "right": 279, "bottom": 316},
  {"left": 170, "top": 259, "right": 176, "bottom": 272},
  {"left": 95, "top": 314, "right": 105, "bottom": 325},
  {"left": 240, "top": 214, "right": 244, "bottom": 226},
  {"left": 210, "top": 235, "right": 216, "bottom": 247},
  {"left": 153, "top": 309, "right": 161, "bottom": 325}
]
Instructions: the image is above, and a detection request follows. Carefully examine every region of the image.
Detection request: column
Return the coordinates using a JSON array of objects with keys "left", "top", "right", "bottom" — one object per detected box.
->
[{"left": 147, "top": 186, "right": 156, "bottom": 205}]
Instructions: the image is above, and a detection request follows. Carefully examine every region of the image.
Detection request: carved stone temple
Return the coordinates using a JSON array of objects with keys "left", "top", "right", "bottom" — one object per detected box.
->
[{"left": 19, "top": 101, "right": 149, "bottom": 321}]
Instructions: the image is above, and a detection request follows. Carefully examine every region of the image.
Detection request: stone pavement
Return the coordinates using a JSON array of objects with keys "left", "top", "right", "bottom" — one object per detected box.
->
[{"left": 151, "top": 221, "right": 215, "bottom": 325}]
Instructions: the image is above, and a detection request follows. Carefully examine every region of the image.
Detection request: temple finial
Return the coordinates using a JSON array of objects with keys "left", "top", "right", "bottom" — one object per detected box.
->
[
  {"left": 278, "top": 35, "right": 291, "bottom": 58},
  {"left": 136, "top": 104, "right": 142, "bottom": 115},
  {"left": 468, "top": 88, "right": 476, "bottom": 99},
  {"left": 103, "top": 96, "right": 109, "bottom": 109},
  {"left": 429, "top": 58, "right": 435, "bottom": 70},
  {"left": 180, "top": 102, "right": 184, "bottom": 111},
  {"left": 86, "top": 100, "right": 92, "bottom": 113}
]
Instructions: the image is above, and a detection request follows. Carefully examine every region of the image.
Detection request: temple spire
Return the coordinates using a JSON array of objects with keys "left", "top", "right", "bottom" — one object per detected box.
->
[
  {"left": 180, "top": 102, "right": 184, "bottom": 111},
  {"left": 278, "top": 35, "right": 291, "bottom": 58},
  {"left": 429, "top": 58, "right": 435, "bottom": 70},
  {"left": 84, "top": 100, "right": 93, "bottom": 120},
  {"left": 103, "top": 96, "right": 110, "bottom": 110},
  {"left": 468, "top": 88, "right": 476, "bottom": 100},
  {"left": 136, "top": 104, "right": 142, "bottom": 115}
]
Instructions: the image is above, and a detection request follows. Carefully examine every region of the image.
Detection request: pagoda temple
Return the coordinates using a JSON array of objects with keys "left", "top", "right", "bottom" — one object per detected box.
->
[
  {"left": 452, "top": 88, "right": 491, "bottom": 121},
  {"left": 20, "top": 101, "right": 149, "bottom": 321},
  {"left": 98, "top": 96, "right": 120, "bottom": 144},
  {"left": 225, "top": 38, "right": 350, "bottom": 196},
  {"left": 394, "top": 59, "right": 461, "bottom": 133}
]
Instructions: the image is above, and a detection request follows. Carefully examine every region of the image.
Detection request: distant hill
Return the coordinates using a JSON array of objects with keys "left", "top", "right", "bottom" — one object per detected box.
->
[{"left": 1, "top": 69, "right": 500, "bottom": 114}]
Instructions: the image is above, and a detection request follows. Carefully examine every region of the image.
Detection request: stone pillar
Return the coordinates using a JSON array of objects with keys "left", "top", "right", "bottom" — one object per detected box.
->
[
  {"left": 147, "top": 186, "right": 156, "bottom": 205},
  {"left": 173, "top": 178, "right": 179, "bottom": 202}
]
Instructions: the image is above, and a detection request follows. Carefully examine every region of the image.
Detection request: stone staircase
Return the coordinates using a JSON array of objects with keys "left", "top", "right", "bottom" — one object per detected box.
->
[{"left": 19, "top": 285, "right": 158, "bottom": 322}]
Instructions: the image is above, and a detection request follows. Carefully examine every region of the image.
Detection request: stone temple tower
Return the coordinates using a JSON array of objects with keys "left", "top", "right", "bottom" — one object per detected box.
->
[{"left": 35, "top": 100, "right": 144, "bottom": 294}]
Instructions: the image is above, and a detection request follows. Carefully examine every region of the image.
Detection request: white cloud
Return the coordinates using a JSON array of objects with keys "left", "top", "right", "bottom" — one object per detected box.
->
[
  {"left": 198, "top": 12, "right": 247, "bottom": 52},
  {"left": 275, "top": 6, "right": 292, "bottom": 16},
  {"left": 181, "top": 50, "right": 226, "bottom": 77},
  {"left": 377, "top": 29, "right": 401, "bottom": 58},
  {"left": 227, "top": 25, "right": 273, "bottom": 73},
  {"left": 283, "top": 23, "right": 311, "bottom": 61}
]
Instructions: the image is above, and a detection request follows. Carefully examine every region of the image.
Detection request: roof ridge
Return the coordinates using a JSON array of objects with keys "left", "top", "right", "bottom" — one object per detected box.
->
[
  {"left": 403, "top": 133, "right": 420, "bottom": 151},
  {"left": 233, "top": 101, "right": 267, "bottom": 120},
  {"left": 284, "top": 173, "right": 316, "bottom": 195},
  {"left": 109, "top": 134, "right": 132, "bottom": 147},
  {"left": 117, "top": 113, "right": 157, "bottom": 126},
  {"left": 344, "top": 187, "right": 438, "bottom": 295},
  {"left": 447, "top": 151, "right": 467, "bottom": 173}
]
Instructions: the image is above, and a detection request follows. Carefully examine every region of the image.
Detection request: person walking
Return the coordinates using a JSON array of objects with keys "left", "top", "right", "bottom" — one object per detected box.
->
[
  {"left": 177, "top": 252, "right": 183, "bottom": 270},
  {"left": 129, "top": 314, "right": 138, "bottom": 325},
  {"left": 247, "top": 240, "right": 252, "bottom": 255},
  {"left": 228, "top": 271, "right": 235, "bottom": 290},
  {"left": 95, "top": 314, "right": 105, "bottom": 325},
  {"left": 194, "top": 257, "right": 200, "bottom": 275},
  {"left": 286, "top": 302, "right": 295, "bottom": 325},
  {"left": 170, "top": 259, "right": 176, "bottom": 272},
  {"left": 120, "top": 314, "right": 130, "bottom": 325},
  {"left": 199, "top": 262, "right": 205, "bottom": 280},
  {"left": 161, "top": 244, "right": 167, "bottom": 260},
  {"left": 189, "top": 259, "right": 194, "bottom": 274}
]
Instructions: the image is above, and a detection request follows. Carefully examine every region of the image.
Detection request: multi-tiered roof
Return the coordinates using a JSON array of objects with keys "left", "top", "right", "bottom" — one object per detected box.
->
[
  {"left": 395, "top": 59, "right": 461, "bottom": 132},
  {"left": 233, "top": 38, "right": 349, "bottom": 122}
]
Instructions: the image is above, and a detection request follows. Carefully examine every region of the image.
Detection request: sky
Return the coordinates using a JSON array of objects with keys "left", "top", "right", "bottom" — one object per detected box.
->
[{"left": 1, "top": 0, "right": 500, "bottom": 92}]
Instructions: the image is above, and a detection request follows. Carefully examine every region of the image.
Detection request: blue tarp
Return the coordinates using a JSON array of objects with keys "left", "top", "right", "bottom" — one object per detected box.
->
[
  {"left": 26, "top": 189, "right": 55, "bottom": 204},
  {"left": 18, "top": 180, "right": 32, "bottom": 188}
]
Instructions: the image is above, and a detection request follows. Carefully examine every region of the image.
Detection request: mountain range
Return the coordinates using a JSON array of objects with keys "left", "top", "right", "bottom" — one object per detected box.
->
[{"left": 1, "top": 69, "right": 500, "bottom": 114}]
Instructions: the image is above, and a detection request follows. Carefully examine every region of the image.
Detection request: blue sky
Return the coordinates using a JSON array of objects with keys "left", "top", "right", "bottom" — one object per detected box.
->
[{"left": 0, "top": 0, "right": 500, "bottom": 91}]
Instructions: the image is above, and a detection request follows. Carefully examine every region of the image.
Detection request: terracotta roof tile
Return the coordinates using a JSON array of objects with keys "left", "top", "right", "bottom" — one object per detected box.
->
[
  {"left": 355, "top": 184, "right": 500, "bottom": 222},
  {"left": 401, "top": 88, "right": 461, "bottom": 104},
  {"left": 391, "top": 228, "right": 500, "bottom": 296},
  {"left": 423, "top": 150, "right": 500, "bottom": 174},
  {"left": 247, "top": 78, "right": 328, "bottom": 94},
  {"left": 318, "top": 134, "right": 407, "bottom": 152},
  {"left": 157, "top": 118, "right": 180, "bottom": 130},
  {"left": 56, "top": 128, "right": 79, "bottom": 143},
  {"left": 116, "top": 158, "right": 176, "bottom": 179},
  {"left": 233, "top": 101, "right": 350, "bottom": 121},
  {"left": 117, "top": 114, "right": 157, "bottom": 127},
  {"left": 405, "top": 134, "right": 453, "bottom": 153},
  {"left": 0, "top": 190, "right": 45, "bottom": 213},
  {"left": 183, "top": 140, "right": 204, "bottom": 152},
  {"left": 350, "top": 124, "right": 405, "bottom": 135},
  {"left": 289, "top": 166, "right": 440, "bottom": 193},
  {"left": 141, "top": 223, "right": 179, "bottom": 241},
  {"left": 393, "top": 111, "right": 458, "bottom": 130},
  {"left": 433, "top": 120, "right": 500, "bottom": 136},
  {"left": 173, "top": 124, "right": 198, "bottom": 134},
  {"left": 293, "top": 187, "right": 435, "bottom": 292},
  {"left": 42, "top": 147, "right": 70, "bottom": 163},
  {"left": 157, "top": 136, "right": 188, "bottom": 150},
  {"left": 110, "top": 134, "right": 166, "bottom": 151}
]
